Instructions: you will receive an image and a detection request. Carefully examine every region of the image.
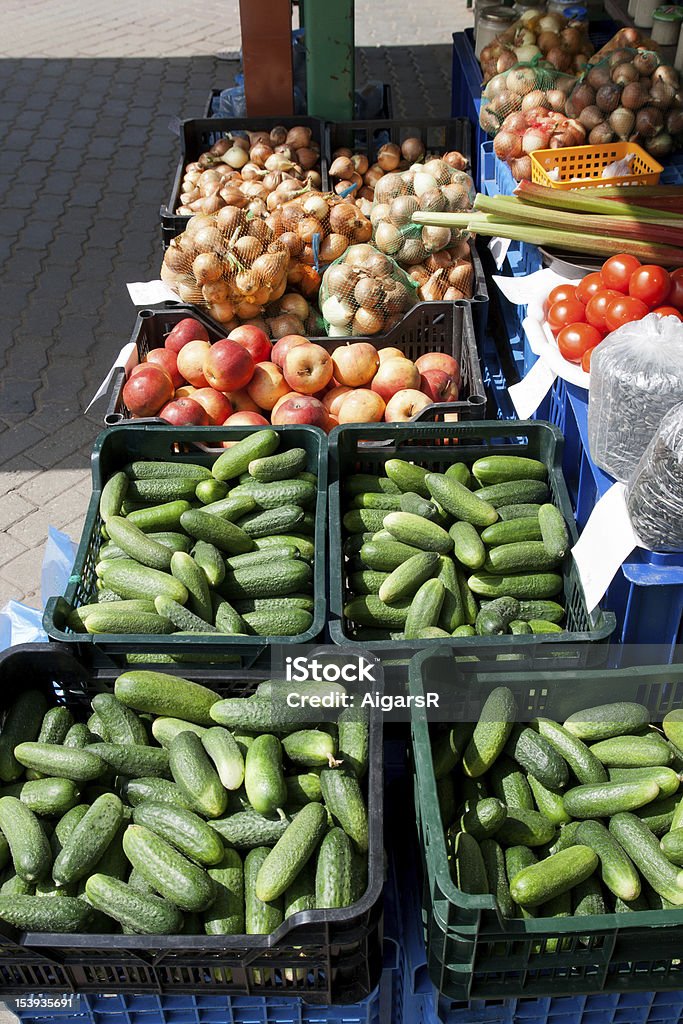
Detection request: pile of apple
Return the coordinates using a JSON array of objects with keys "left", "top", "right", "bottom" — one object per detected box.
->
[{"left": 121, "top": 316, "right": 462, "bottom": 431}]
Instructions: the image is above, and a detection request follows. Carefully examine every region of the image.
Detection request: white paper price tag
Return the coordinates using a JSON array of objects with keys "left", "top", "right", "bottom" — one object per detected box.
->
[
  {"left": 488, "top": 237, "right": 511, "bottom": 270},
  {"left": 127, "top": 281, "right": 179, "bottom": 305},
  {"left": 571, "top": 483, "right": 639, "bottom": 613},
  {"left": 85, "top": 342, "right": 139, "bottom": 412},
  {"left": 508, "top": 359, "right": 557, "bottom": 419}
]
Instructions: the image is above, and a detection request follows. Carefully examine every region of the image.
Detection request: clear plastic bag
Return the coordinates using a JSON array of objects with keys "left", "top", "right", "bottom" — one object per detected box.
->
[
  {"left": 626, "top": 402, "right": 683, "bottom": 552},
  {"left": 588, "top": 313, "right": 683, "bottom": 482}
]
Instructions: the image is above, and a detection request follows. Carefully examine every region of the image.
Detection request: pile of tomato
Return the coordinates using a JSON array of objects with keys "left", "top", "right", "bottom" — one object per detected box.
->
[{"left": 544, "top": 256, "right": 683, "bottom": 371}]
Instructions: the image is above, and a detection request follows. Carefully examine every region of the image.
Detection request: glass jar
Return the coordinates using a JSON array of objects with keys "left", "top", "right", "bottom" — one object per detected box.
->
[
  {"left": 676, "top": 18, "right": 683, "bottom": 68},
  {"left": 634, "top": 0, "right": 661, "bottom": 27},
  {"left": 512, "top": 0, "right": 546, "bottom": 15},
  {"left": 475, "top": 6, "right": 518, "bottom": 56},
  {"left": 547, "top": 0, "right": 579, "bottom": 14},
  {"left": 651, "top": 5, "right": 683, "bottom": 42}
]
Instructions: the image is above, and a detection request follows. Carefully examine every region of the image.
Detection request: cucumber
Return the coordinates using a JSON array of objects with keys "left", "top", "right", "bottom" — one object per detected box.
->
[
  {"left": 209, "top": 809, "right": 291, "bottom": 850},
  {"left": 425, "top": 473, "right": 498, "bottom": 528},
  {"left": 283, "top": 730, "right": 338, "bottom": 769},
  {"left": 125, "top": 461, "right": 212, "bottom": 482},
  {"left": 445, "top": 463, "right": 472, "bottom": 487},
  {"left": 126, "top": 478, "right": 199, "bottom": 503},
  {"left": 197, "top": 728, "right": 243, "bottom": 793},
  {"left": 433, "top": 724, "right": 472, "bottom": 780},
  {"left": 0, "top": 872, "right": 34, "bottom": 896},
  {"left": 255, "top": 802, "right": 327, "bottom": 902},
  {"left": 455, "top": 563, "right": 478, "bottom": 625},
  {"left": 506, "top": 727, "right": 569, "bottom": 792},
  {"left": 460, "top": 797, "right": 507, "bottom": 840},
  {"left": 504, "top": 846, "right": 537, "bottom": 917},
  {"left": 51, "top": 804, "right": 89, "bottom": 859},
  {"left": 0, "top": 894, "right": 93, "bottom": 932},
  {"left": 538, "top": 503, "right": 570, "bottom": 560},
  {"left": 87, "top": 743, "right": 170, "bottom": 780},
  {"left": 285, "top": 861, "right": 316, "bottom": 916},
  {"left": 37, "top": 707, "right": 74, "bottom": 746},
  {"left": 548, "top": 819, "right": 582, "bottom": 855},
  {"left": 378, "top": 551, "right": 440, "bottom": 605},
  {"left": 468, "top": 572, "right": 563, "bottom": 601},
  {"left": 452, "top": 832, "right": 488, "bottom": 894},
  {"left": 233, "top": 595, "right": 314, "bottom": 614},
  {"left": 634, "top": 793, "right": 679, "bottom": 836},
  {"left": 196, "top": 479, "right": 229, "bottom": 505},
  {"left": 100, "top": 561, "right": 188, "bottom": 605},
  {"left": 242, "top": 608, "right": 313, "bottom": 637},
  {"left": 248, "top": 448, "right": 307, "bottom": 482},
  {"left": 661, "top": 827, "right": 683, "bottom": 865},
  {"left": 384, "top": 459, "right": 430, "bottom": 497},
  {"left": 225, "top": 546, "right": 298, "bottom": 571},
  {"left": 155, "top": 596, "right": 217, "bottom": 633},
  {"left": 319, "top": 769, "right": 368, "bottom": 853},
  {"left": 437, "top": 775, "right": 457, "bottom": 828},
  {"left": 589, "top": 734, "right": 673, "bottom": 769},
  {"left": 63, "top": 725, "right": 93, "bottom": 750},
  {"left": 534, "top": 719, "right": 607, "bottom": 785},
  {"left": 92, "top": 820, "right": 128, "bottom": 881},
  {"left": 237, "top": 506, "right": 305, "bottom": 539},
  {"left": 337, "top": 707, "right": 369, "bottom": 779},
  {"left": 351, "top": 492, "right": 402, "bottom": 511},
  {"left": 489, "top": 755, "right": 534, "bottom": 811},
  {"left": 180, "top": 509, "right": 254, "bottom": 557},
  {"left": 346, "top": 474, "right": 401, "bottom": 496},
  {"left": 481, "top": 518, "right": 543, "bottom": 546},
  {"left": 343, "top": 596, "right": 410, "bottom": 630},
  {"left": 232, "top": 479, "right": 316, "bottom": 511},
  {"left": 472, "top": 456, "right": 547, "bottom": 485},
  {"left": 202, "top": 494, "right": 258, "bottom": 521},
  {"left": 509, "top": 620, "right": 532, "bottom": 634},
  {"left": 212, "top": 594, "right": 247, "bottom": 634},
  {"left": 563, "top": 703, "right": 651, "bottom": 742},
  {"left": 0, "top": 797, "right": 51, "bottom": 883},
  {"left": 663, "top": 710, "right": 683, "bottom": 752},
  {"left": 105, "top": 517, "right": 173, "bottom": 571},
  {"left": 573, "top": 874, "right": 606, "bottom": 917},
  {"left": 219, "top": 560, "right": 312, "bottom": 600},
  {"left": 496, "top": 808, "right": 556, "bottom": 847},
  {"left": 609, "top": 766, "right": 681, "bottom": 799},
  {"left": 481, "top": 838, "right": 515, "bottom": 918},
  {"left": 399, "top": 492, "right": 442, "bottom": 521},
  {"left": 169, "top": 551, "right": 212, "bottom": 622},
  {"left": 0, "top": 690, "right": 49, "bottom": 782},
  {"left": 359, "top": 539, "right": 422, "bottom": 572},
  {"left": 86, "top": 873, "right": 183, "bottom": 934},
  {"left": 286, "top": 774, "right": 323, "bottom": 806},
  {"left": 91, "top": 694, "right": 148, "bottom": 747},
  {"left": 498, "top": 504, "right": 543, "bottom": 521},
  {"left": 475, "top": 596, "right": 520, "bottom": 636},
  {"left": 212, "top": 431, "right": 280, "bottom": 481},
  {"left": 123, "top": 824, "right": 216, "bottom": 912},
  {"left": 437, "top": 556, "right": 466, "bottom": 633},
  {"left": 510, "top": 846, "right": 597, "bottom": 907},
  {"left": 123, "top": 777, "right": 192, "bottom": 810},
  {"left": 485, "top": 542, "right": 561, "bottom": 575},
  {"left": 528, "top": 777, "right": 571, "bottom": 826},
  {"left": 245, "top": 846, "right": 285, "bottom": 933},
  {"left": 132, "top": 800, "right": 225, "bottom": 866},
  {"left": 170, "top": 731, "right": 227, "bottom": 818},
  {"left": 382, "top": 511, "right": 453, "bottom": 555},
  {"left": 449, "top": 521, "right": 486, "bottom": 571},
  {"left": 245, "top": 735, "right": 287, "bottom": 816},
  {"left": 85, "top": 608, "right": 174, "bottom": 635},
  {"left": 473, "top": 480, "right": 549, "bottom": 508},
  {"left": 463, "top": 687, "right": 517, "bottom": 779},
  {"left": 315, "top": 827, "right": 354, "bottom": 908},
  {"left": 192, "top": 541, "right": 226, "bottom": 588},
  {"left": 12, "top": 778, "right": 79, "bottom": 817},
  {"left": 404, "top": 579, "right": 445, "bottom": 639},
  {"left": 609, "top": 812, "right": 683, "bottom": 906},
  {"left": 53, "top": 793, "right": 124, "bottom": 885},
  {"left": 100, "top": 470, "right": 129, "bottom": 523},
  {"left": 563, "top": 780, "right": 660, "bottom": 818},
  {"left": 14, "top": 744, "right": 105, "bottom": 783},
  {"left": 204, "top": 847, "right": 244, "bottom": 934},
  {"left": 114, "top": 670, "right": 218, "bottom": 726},
  {"left": 350, "top": 571, "right": 389, "bottom": 596},
  {"left": 615, "top": 892, "right": 650, "bottom": 912},
  {"left": 575, "top": 819, "right": 641, "bottom": 901}
]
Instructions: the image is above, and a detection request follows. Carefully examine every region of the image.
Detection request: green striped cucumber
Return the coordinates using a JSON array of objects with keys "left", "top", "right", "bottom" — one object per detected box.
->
[
  {"left": 11, "top": 778, "right": 79, "bottom": 817},
  {"left": 528, "top": 777, "right": 571, "bottom": 826},
  {"left": 346, "top": 474, "right": 401, "bottom": 496},
  {"left": 100, "top": 561, "right": 188, "bottom": 604},
  {"left": 0, "top": 894, "right": 93, "bottom": 932},
  {"left": 37, "top": 707, "right": 74, "bottom": 746},
  {"left": 123, "top": 777, "right": 192, "bottom": 810},
  {"left": 563, "top": 703, "right": 650, "bottom": 742},
  {"left": 382, "top": 512, "right": 453, "bottom": 555},
  {"left": 481, "top": 838, "right": 515, "bottom": 918},
  {"left": 201, "top": 727, "right": 244, "bottom": 791},
  {"left": 378, "top": 551, "right": 440, "bottom": 605},
  {"left": 506, "top": 726, "right": 569, "bottom": 791},
  {"left": 285, "top": 861, "right": 316, "bottom": 916},
  {"left": 53, "top": 793, "right": 124, "bottom": 885},
  {"left": 359, "top": 538, "right": 422, "bottom": 572},
  {"left": 231, "top": 479, "right": 316, "bottom": 511},
  {"left": 449, "top": 521, "right": 486, "bottom": 570},
  {"left": 472, "top": 480, "right": 549, "bottom": 508},
  {"left": 463, "top": 687, "right": 517, "bottom": 778},
  {"left": 509, "top": 846, "right": 597, "bottom": 907},
  {"left": 87, "top": 743, "right": 170, "bottom": 780},
  {"left": 437, "top": 556, "right": 465, "bottom": 632},
  {"left": 242, "top": 608, "right": 313, "bottom": 636},
  {"left": 0, "top": 797, "right": 51, "bottom": 883},
  {"left": 589, "top": 734, "right": 673, "bottom": 768},
  {"left": 453, "top": 832, "right": 488, "bottom": 894},
  {"left": 319, "top": 769, "right": 368, "bottom": 853},
  {"left": 563, "top": 780, "right": 660, "bottom": 818},
  {"left": 196, "top": 479, "right": 229, "bottom": 504},
  {"left": 576, "top": 819, "right": 641, "bottom": 901},
  {"left": 245, "top": 846, "right": 285, "bottom": 932},
  {"left": 169, "top": 731, "right": 227, "bottom": 818},
  {"left": 132, "top": 800, "right": 224, "bottom": 866},
  {"left": 192, "top": 541, "right": 226, "bottom": 588},
  {"left": 445, "top": 462, "right": 472, "bottom": 487},
  {"left": 609, "top": 766, "right": 681, "bottom": 799},
  {"left": 350, "top": 570, "right": 390, "bottom": 596},
  {"left": 425, "top": 473, "right": 498, "bottom": 528},
  {"left": 202, "top": 494, "right": 257, "bottom": 521},
  {"left": 86, "top": 873, "right": 183, "bottom": 934},
  {"left": 384, "top": 459, "right": 430, "bottom": 497},
  {"left": 212, "top": 431, "right": 280, "bottom": 482},
  {"left": 286, "top": 774, "right": 323, "bottom": 805},
  {"left": 337, "top": 706, "right": 369, "bottom": 779},
  {"left": 495, "top": 808, "right": 556, "bottom": 847},
  {"left": 661, "top": 827, "right": 683, "bottom": 865},
  {"left": 404, "top": 579, "right": 445, "bottom": 639},
  {"left": 209, "top": 809, "right": 291, "bottom": 850},
  {"left": 237, "top": 506, "right": 305, "bottom": 538},
  {"left": 219, "top": 560, "right": 312, "bottom": 600},
  {"left": 460, "top": 797, "right": 507, "bottom": 840},
  {"left": 498, "top": 503, "right": 543, "bottom": 521},
  {"left": 180, "top": 509, "right": 254, "bottom": 556},
  {"left": 14, "top": 744, "right": 105, "bottom": 783},
  {"left": 123, "top": 824, "right": 216, "bottom": 912},
  {"left": 155, "top": 596, "right": 218, "bottom": 633},
  {"left": 255, "top": 802, "right": 327, "bottom": 901},
  {"left": 204, "top": 847, "right": 244, "bottom": 934},
  {"left": 538, "top": 503, "right": 570, "bottom": 560},
  {"left": 170, "top": 551, "right": 213, "bottom": 622},
  {"left": 91, "top": 694, "right": 148, "bottom": 747},
  {"left": 0, "top": 690, "right": 49, "bottom": 782},
  {"left": 351, "top": 492, "right": 402, "bottom": 511},
  {"left": 533, "top": 718, "right": 607, "bottom": 785},
  {"left": 248, "top": 448, "right": 307, "bottom": 482},
  {"left": 489, "top": 755, "right": 534, "bottom": 811},
  {"left": 572, "top": 874, "right": 606, "bottom": 917},
  {"left": 343, "top": 596, "right": 410, "bottom": 629},
  {"left": 125, "top": 461, "right": 212, "bottom": 482},
  {"left": 105, "top": 517, "right": 173, "bottom": 571},
  {"left": 212, "top": 594, "right": 247, "bottom": 634},
  {"left": 485, "top": 542, "right": 561, "bottom": 575},
  {"left": 472, "top": 456, "right": 547, "bottom": 485},
  {"left": 114, "top": 670, "right": 218, "bottom": 726},
  {"left": 609, "top": 812, "right": 683, "bottom": 906},
  {"left": 481, "top": 518, "right": 543, "bottom": 546},
  {"left": 315, "top": 827, "right": 354, "bottom": 908},
  {"left": 245, "top": 735, "right": 286, "bottom": 816},
  {"left": 283, "top": 730, "right": 337, "bottom": 769},
  {"left": 399, "top": 492, "right": 443, "bottom": 521},
  {"left": 100, "top": 471, "right": 129, "bottom": 523}
]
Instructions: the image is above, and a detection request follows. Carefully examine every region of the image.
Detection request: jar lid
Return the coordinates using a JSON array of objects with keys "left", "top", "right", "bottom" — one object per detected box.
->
[
  {"left": 652, "top": 4, "right": 683, "bottom": 17},
  {"left": 478, "top": 4, "right": 518, "bottom": 19},
  {"left": 564, "top": 4, "right": 588, "bottom": 15}
]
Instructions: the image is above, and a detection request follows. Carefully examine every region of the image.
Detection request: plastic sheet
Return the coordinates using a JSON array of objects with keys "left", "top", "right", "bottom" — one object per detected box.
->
[{"left": 627, "top": 401, "right": 683, "bottom": 552}]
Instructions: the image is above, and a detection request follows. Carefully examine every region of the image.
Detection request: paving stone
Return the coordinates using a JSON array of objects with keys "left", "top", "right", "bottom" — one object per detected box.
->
[
  {"left": 0, "top": 491, "right": 36, "bottom": 531},
  {"left": 26, "top": 417, "right": 98, "bottom": 469},
  {"left": 0, "top": 544, "right": 48, "bottom": 591}
]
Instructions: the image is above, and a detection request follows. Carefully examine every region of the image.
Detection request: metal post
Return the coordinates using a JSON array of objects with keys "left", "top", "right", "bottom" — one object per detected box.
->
[
  {"left": 239, "top": 0, "right": 295, "bottom": 116},
  {"left": 302, "top": 0, "right": 355, "bottom": 122}
]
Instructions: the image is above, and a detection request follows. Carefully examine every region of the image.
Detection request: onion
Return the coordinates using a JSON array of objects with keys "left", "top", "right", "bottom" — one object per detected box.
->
[
  {"left": 421, "top": 225, "right": 451, "bottom": 252},
  {"left": 538, "top": 13, "right": 563, "bottom": 31},
  {"left": 279, "top": 231, "right": 305, "bottom": 258},
  {"left": 302, "top": 193, "right": 330, "bottom": 221},
  {"left": 509, "top": 155, "right": 532, "bottom": 180},
  {"left": 329, "top": 202, "right": 359, "bottom": 235},
  {"left": 596, "top": 84, "right": 621, "bottom": 114},
  {"left": 377, "top": 143, "right": 401, "bottom": 171},
  {"left": 322, "top": 296, "right": 354, "bottom": 328},
  {"left": 279, "top": 293, "right": 310, "bottom": 320},
  {"left": 202, "top": 280, "right": 230, "bottom": 303},
  {"left": 419, "top": 187, "right": 448, "bottom": 213},
  {"left": 612, "top": 63, "right": 639, "bottom": 87},
  {"left": 354, "top": 277, "right": 384, "bottom": 308},
  {"left": 352, "top": 153, "right": 370, "bottom": 176},
  {"left": 375, "top": 222, "right": 403, "bottom": 255},
  {"left": 546, "top": 48, "right": 572, "bottom": 73},
  {"left": 633, "top": 51, "right": 659, "bottom": 77},
  {"left": 560, "top": 27, "right": 584, "bottom": 54},
  {"left": 285, "top": 126, "right": 312, "bottom": 150},
  {"left": 413, "top": 172, "right": 438, "bottom": 196},
  {"left": 609, "top": 107, "right": 635, "bottom": 139},
  {"left": 645, "top": 131, "right": 673, "bottom": 157},
  {"left": 522, "top": 127, "right": 551, "bottom": 154},
  {"left": 652, "top": 65, "right": 680, "bottom": 90},
  {"left": 443, "top": 150, "right": 468, "bottom": 171},
  {"left": 579, "top": 104, "right": 605, "bottom": 131},
  {"left": 208, "top": 300, "right": 237, "bottom": 323},
  {"left": 666, "top": 108, "right": 683, "bottom": 136},
  {"left": 521, "top": 89, "right": 547, "bottom": 113},
  {"left": 635, "top": 106, "right": 664, "bottom": 139},
  {"left": 546, "top": 89, "right": 567, "bottom": 112},
  {"left": 494, "top": 129, "right": 523, "bottom": 161},
  {"left": 320, "top": 233, "right": 349, "bottom": 262},
  {"left": 589, "top": 122, "right": 614, "bottom": 144},
  {"left": 297, "top": 216, "right": 322, "bottom": 244},
  {"left": 650, "top": 81, "right": 676, "bottom": 110},
  {"left": 401, "top": 137, "right": 425, "bottom": 163},
  {"left": 330, "top": 155, "right": 355, "bottom": 179},
  {"left": 269, "top": 126, "right": 288, "bottom": 146},
  {"left": 622, "top": 82, "right": 648, "bottom": 111},
  {"left": 269, "top": 313, "right": 306, "bottom": 338},
  {"left": 353, "top": 308, "right": 384, "bottom": 335},
  {"left": 223, "top": 146, "right": 249, "bottom": 169},
  {"left": 192, "top": 252, "right": 223, "bottom": 284},
  {"left": 587, "top": 65, "right": 611, "bottom": 91},
  {"left": 333, "top": 146, "right": 353, "bottom": 159},
  {"left": 515, "top": 44, "right": 542, "bottom": 64},
  {"left": 496, "top": 50, "right": 518, "bottom": 75},
  {"left": 297, "top": 147, "right": 319, "bottom": 170},
  {"left": 364, "top": 163, "right": 384, "bottom": 188}
]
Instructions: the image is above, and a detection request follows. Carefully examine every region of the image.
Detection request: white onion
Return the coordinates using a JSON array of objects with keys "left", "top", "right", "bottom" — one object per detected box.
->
[
  {"left": 322, "top": 296, "right": 354, "bottom": 327},
  {"left": 224, "top": 146, "right": 249, "bottom": 169},
  {"left": 515, "top": 44, "right": 542, "bottom": 63},
  {"left": 413, "top": 172, "right": 438, "bottom": 196}
]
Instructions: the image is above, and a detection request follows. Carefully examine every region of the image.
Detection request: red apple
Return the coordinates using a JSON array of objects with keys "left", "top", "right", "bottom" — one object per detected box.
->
[
  {"left": 175, "top": 385, "right": 197, "bottom": 399},
  {"left": 159, "top": 397, "right": 210, "bottom": 425},
  {"left": 378, "top": 346, "right": 405, "bottom": 365},
  {"left": 165, "top": 317, "right": 210, "bottom": 354},
  {"left": 204, "top": 338, "right": 254, "bottom": 392},
  {"left": 323, "top": 385, "right": 353, "bottom": 417},
  {"left": 224, "top": 411, "right": 270, "bottom": 427},
  {"left": 337, "top": 389, "right": 386, "bottom": 424},
  {"left": 415, "top": 352, "right": 461, "bottom": 388},
  {"left": 191, "top": 387, "right": 233, "bottom": 424},
  {"left": 177, "top": 340, "right": 211, "bottom": 388},
  {"left": 272, "top": 334, "right": 309, "bottom": 369},
  {"left": 385, "top": 389, "right": 432, "bottom": 422},
  {"left": 227, "top": 388, "right": 261, "bottom": 413},
  {"left": 370, "top": 358, "right": 420, "bottom": 402},
  {"left": 271, "top": 395, "right": 328, "bottom": 428},
  {"left": 272, "top": 391, "right": 299, "bottom": 418},
  {"left": 331, "top": 343, "right": 380, "bottom": 387},
  {"left": 420, "top": 369, "right": 460, "bottom": 403},
  {"left": 228, "top": 324, "right": 272, "bottom": 365},
  {"left": 283, "top": 344, "right": 333, "bottom": 395},
  {"left": 123, "top": 365, "right": 174, "bottom": 417},
  {"left": 247, "top": 362, "right": 290, "bottom": 411},
  {"left": 145, "top": 347, "right": 184, "bottom": 389}
]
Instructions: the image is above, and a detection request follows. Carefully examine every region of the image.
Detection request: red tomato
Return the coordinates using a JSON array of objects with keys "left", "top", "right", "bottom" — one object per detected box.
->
[
  {"left": 604, "top": 295, "right": 649, "bottom": 333},
  {"left": 547, "top": 284, "right": 579, "bottom": 307},
  {"left": 585, "top": 289, "right": 620, "bottom": 331},
  {"left": 557, "top": 323, "right": 603, "bottom": 363},
  {"left": 666, "top": 268, "right": 683, "bottom": 312},
  {"left": 629, "top": 265, "right": 671, "bottom": 308},
  {"left": 576, "top": 272, "right": 604, "bottom": 305},
  {"left": 600, "top": 253, "right": 641, "bottom": 293},
  {"left": 547, "top": 298, "right": 587, "bottom": 333},
  {"left": 581, "top": 347, "right": 594, "bottom": 372},
  {"left": 653, "top": 305, "right": 683, "bottom": 321}
]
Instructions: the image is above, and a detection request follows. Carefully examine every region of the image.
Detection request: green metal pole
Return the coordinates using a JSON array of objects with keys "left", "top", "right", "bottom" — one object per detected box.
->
[{"left": 302, "top": 0, "right": 355, "bottom": 121}]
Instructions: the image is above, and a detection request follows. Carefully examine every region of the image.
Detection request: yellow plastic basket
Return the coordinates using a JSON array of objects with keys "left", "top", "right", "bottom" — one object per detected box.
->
[{"left": 530, "top": 141, "right": 663, "bottom": 190}]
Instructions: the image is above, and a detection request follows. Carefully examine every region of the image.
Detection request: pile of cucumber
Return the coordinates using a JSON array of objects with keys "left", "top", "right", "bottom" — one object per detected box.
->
[
  {"left": 71, "top": 429, "right": 318, "bottom": 639},
  {"left": 0, "top": 671, "right": 370, "bottom": 936},
  {"left": 341, "top": 454, "right": 571, "bottom": 639},
  {"left": 432, "top": 687, "right": 683, "bottom": 919}
]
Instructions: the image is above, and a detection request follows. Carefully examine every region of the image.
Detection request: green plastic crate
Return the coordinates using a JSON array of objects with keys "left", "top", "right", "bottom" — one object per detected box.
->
[
  {"left": 327, "top": 420, "right": 615, "bottom": 653},
  {"left": 409, "top": 648, "right": 683, "bottom": 1002},
  {"left": 43, "top": 424, "right": 327, "bottom": 661}
]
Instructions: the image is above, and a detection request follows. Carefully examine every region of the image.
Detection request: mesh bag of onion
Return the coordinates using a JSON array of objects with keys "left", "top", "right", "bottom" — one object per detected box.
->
[
  {"left": 626, "top": 401, "right": 683, "bottom": 553},
  {"left": 565, "top": 49, "right": 682, "bottom": 157},
  {"left": 160, "top": 206, "right": 290, "bottom": 326},
  {"left": 408, "top": 244, "right": 475, "bottom": 303},
  {"left": 369, "top": 159, "right": 475, "bottom": 267},
  {"left": 319, "top": 244, "right": 418, "bottom": 337},
  {"left": 268, "top": 191, "right": 373, "bottom": 268},
  {"left": 480, "top": 11, "right": 593, "bottom": 85}
]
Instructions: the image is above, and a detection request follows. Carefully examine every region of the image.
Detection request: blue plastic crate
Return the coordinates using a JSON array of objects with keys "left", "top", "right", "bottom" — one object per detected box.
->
[
  {"left": 662, "top": 154, "right": 683, "bottom": 185},
  {"left": 451, "top": 32, "right": 485, "bottom": 189}
]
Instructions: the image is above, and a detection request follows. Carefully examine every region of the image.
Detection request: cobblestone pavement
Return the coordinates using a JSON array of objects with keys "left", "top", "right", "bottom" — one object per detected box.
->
[{"left": 0, "top": 30, "right": 456, "bottom": 608}]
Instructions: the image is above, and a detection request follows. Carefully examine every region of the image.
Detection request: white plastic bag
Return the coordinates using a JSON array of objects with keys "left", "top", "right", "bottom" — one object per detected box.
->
[
  {"left": 626, "top": 401, "right": 683, "bottom": 552},
  {"left": 0, "top": 527, "right": 77, "bottom": 652},
  {"left": 588, "top": 314, "right": 683, "bottom": 482}
]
